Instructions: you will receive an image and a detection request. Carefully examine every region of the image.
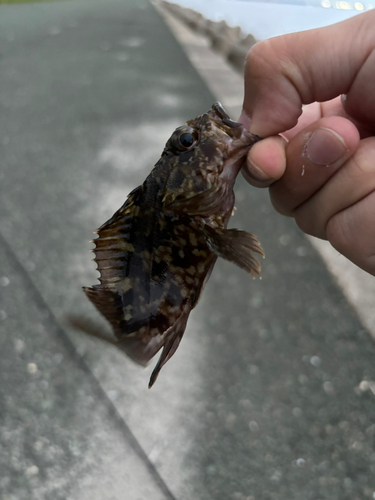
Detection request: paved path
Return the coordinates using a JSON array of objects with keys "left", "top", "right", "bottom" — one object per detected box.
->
[{"left": 1, "top": 1, "right": 375, "bottom": 499}]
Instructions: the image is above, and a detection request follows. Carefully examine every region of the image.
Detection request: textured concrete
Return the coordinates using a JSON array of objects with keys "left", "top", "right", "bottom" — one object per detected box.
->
[
  {"left": 0, "top": 237, "right": 172, "bottom": 500},
  {"left": 1, "top": 1, "right": 375, "bottom": 499}
]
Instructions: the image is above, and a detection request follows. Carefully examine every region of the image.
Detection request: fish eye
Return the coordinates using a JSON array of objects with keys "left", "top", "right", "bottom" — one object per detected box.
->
[
  {"left": 168, "top": 126, "right": 197, "bottom": 153},
  {"left": 178, "top": 132, "right": 194, "bottom": 149}
]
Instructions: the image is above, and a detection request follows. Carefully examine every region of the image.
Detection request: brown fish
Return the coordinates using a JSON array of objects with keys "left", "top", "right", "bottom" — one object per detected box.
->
[{"left": 83, "top": 102, "right": 264, "bottom": 388}]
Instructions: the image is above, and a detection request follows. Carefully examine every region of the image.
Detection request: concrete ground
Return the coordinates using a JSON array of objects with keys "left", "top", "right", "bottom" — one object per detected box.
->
[{"left": 1, "top": 1, "right": 375, "bottom": 499}]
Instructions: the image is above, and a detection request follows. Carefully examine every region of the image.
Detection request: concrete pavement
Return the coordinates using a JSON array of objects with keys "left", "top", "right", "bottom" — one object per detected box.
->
[{"left": 1, "top": 1, "right": 375, "bottom": 499}]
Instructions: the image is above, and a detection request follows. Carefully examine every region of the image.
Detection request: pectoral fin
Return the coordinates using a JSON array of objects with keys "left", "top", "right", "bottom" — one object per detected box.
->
[{"left": 202, "top": 225, "right": 264, "bottom": 278}]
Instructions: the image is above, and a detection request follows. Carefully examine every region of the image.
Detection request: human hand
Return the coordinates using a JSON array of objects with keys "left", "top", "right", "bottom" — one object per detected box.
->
[{"left": 240, "top": 11, "right": 375, "bottom": 275}]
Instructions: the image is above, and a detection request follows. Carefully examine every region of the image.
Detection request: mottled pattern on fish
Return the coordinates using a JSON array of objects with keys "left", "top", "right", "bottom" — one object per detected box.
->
[{"left": 84, "top": 102, "right": 264, "bottom": 387}]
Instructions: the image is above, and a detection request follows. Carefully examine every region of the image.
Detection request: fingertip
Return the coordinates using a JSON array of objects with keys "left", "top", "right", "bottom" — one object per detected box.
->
[
  {"left": 325, "top": 116, "right": 360, "bottom": 152},
  {"left": 242, "top": 136, "right": 287, "bottom": 187}
]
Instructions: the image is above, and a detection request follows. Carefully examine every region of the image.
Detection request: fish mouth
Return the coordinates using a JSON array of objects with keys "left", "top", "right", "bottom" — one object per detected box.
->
[
  {"left": 210, "top": 102, "right": 262, "bottom": 182},
  {"left": 211, "top": 102, "right": 243, "bottom": 138}
]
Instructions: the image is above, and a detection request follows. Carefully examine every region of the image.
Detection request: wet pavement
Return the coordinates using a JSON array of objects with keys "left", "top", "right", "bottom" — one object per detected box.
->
[{"left": 1, "top": 1, "right": 375, "bottom": 499}]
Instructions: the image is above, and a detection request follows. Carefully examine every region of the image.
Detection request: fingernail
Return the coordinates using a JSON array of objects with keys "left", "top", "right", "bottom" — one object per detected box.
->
[
  {"left": 242, "top": 160, "right": 274, "bottom": 188},
  {"left": 238, "top": 110, "right": 251, "bottom": 130},
  {"left": 246, "top": 158, "right": 272, "bottom": 181},
  {"left": 305, "top": 127, "right": 347, "bottom": 165}
]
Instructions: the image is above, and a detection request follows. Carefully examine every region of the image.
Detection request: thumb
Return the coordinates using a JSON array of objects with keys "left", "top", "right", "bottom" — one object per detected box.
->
[{"left": 241, "top": 11, "right": 375, "bottom": 137}]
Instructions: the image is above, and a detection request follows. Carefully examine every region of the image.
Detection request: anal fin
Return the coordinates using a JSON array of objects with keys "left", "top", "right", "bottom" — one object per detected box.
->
[{"left": 148, "top": 303, "right": 191, "bottom": 388}]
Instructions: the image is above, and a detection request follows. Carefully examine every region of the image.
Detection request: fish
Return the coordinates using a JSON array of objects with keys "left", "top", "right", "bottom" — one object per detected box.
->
[{"left": 83, "top": 102, "right": 264, "bottom": 388}]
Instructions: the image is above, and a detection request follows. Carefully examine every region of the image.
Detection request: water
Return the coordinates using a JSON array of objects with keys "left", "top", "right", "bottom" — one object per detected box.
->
[{"left": 174, "top": 0, "right": 372, "bottom": 39}]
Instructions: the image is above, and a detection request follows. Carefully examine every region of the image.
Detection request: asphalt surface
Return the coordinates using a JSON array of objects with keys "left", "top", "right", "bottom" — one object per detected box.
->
[{"left": 1, "top": 1, "right": 375, "bottom": 499}]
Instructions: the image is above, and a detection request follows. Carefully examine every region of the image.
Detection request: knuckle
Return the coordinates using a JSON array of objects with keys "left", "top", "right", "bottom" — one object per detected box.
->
[
  {"left": 295, "top": 207, "right": 326, "bottom": 238},
  {"left": 245, "top": 39, "right": 279, "bottom": 76},
  {"left": 269, "top": 188, "right": 294, "bottom": 217},
  {"left": 326, "top": 212, "right": 349, "bottom": 254},
  {"left": 295, "top": 214, "right": 314, "bottom": 236},
  {"left": 326, "top": 196, "right": 375, "bottom": 276},
  {"left": 245, "top": 40, "right": 267, "bottom": 63}
]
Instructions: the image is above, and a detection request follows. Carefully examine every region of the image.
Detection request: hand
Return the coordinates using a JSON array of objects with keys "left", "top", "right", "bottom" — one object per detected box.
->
[{"left": 240, "top": 11, "right": 375, "bottom": 275}]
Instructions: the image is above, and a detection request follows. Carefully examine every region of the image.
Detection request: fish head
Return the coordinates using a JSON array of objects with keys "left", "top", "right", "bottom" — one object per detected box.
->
[{"left": 159, "top": 102, "right": 261, "bottom": 217}]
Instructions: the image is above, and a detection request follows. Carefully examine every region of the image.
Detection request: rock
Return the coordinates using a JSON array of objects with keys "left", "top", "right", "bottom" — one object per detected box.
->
[
  {"left": 161, "top": 1, "right": 183, "bottom": 18},
  {"left": 225, "top": 25, "right": 242, "bottom": 42},
  {"left": 227, "top": 44, "right": 249, "bottom": 73},
  {"left": 239, "top": 33, "right": 257, "bottom": 50},
  {"left": 205, "top": 19, "right": 228, "bottom": 39},
  {"left": 210, "top": 33, "right": 236, "bottom": 57},
  {"left": 184, "top": 10, "right": 206, "bottom": 32}
]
